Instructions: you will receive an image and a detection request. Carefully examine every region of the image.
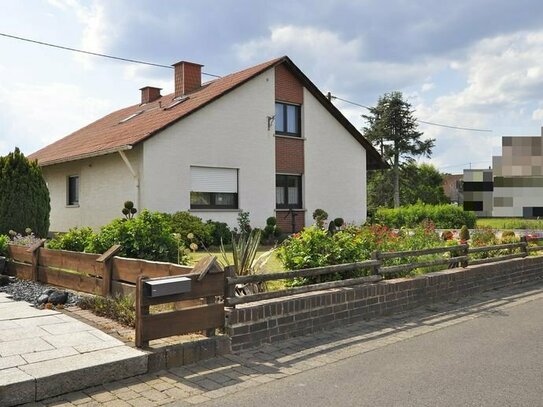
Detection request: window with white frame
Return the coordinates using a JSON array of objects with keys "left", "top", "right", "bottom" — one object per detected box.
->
[
  {"left": 190, "top": 166, "right": 238, "bottom": 209},
  {"left": 67, "top": 175, "right": 79, "bottom": 206}
]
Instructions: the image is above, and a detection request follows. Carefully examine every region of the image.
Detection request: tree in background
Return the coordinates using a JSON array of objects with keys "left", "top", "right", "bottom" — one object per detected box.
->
[
  {"left": 0, "top": 148, "right": 50, "bottom": 236},
  {"left": 363, "top": 91, "right": 435, "bottom": 208},
  {"left": 367, "top": 163, "right": 449, "bottom": 215},
  {"left": 400, "top": 163, "right": 449, "bottom": 205}
]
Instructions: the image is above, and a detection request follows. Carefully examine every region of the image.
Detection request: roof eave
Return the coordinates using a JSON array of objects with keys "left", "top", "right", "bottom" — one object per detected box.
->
[{"left": 37, "top": 145, "right": 133, "bottom": 167}]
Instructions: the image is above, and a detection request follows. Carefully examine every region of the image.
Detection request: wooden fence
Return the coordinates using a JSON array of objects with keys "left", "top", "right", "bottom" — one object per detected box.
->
[
  {"left": 5, "top": 243, "right": 198, "bottom": 297},
  {"left": 6, "top": 243, "right": 225, "bottom": 347},
  {"left": 7, "top": 236, "right": 543, "bottom": 346},
  {"left": 225, "top": 237, "right": 543, "bottom": 307},
  {"left": 135, "top": 256, "right": 224, "bottom": 347}
]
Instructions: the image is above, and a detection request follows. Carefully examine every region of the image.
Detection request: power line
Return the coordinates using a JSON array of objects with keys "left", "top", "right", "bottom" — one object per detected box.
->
[
  {"left": 417, "top": 120, "right": 492, "bottom": 132},
  {"left": 330, "top": 94, "right": 493, "bottom": 133},
  {"left": 0, "top": 32, "right": 222, "bottom": 78},
  {"left": 439, "top": 160, "right": 490, "bottom": 169},
  {"left": 331, "top": 95, "right": 372, "bottom": 110}
]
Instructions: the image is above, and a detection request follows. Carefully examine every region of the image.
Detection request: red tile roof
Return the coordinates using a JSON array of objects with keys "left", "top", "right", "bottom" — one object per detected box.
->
[
  {"left": 29, "top": 56, "right": 385, "bottom": 169},
  {"left": 29, "top": 57, "right": 283, "bottom": 165}
]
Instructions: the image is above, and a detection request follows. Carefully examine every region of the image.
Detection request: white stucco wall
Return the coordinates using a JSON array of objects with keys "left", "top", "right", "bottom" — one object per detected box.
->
[
  {"left": 141, "top": 68, "right": 277, "bottom": 229},
  {"left": 42, "top": 147, "right": 141, "bottom": 232},
  {"left": 42, "top": 66, "right": 369, "bottom": 232},
  {"left": 303, "top": 88, "right": 367, "bottom": 226}
]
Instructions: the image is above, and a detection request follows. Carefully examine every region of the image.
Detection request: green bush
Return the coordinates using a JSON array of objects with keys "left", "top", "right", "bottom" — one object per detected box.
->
[
  {"left": 333, "top": 218, "right": 345, "bottom": 227},
  {"left": 237, "top": 211, "right": 252, "bottom": 235},
  {"left": 312, "top": 209, "right": 328, "bottom": 228},
  {"left": 459, "top": 225, "right": 470, "bottom": 241},
  {"left": 500, "top": 231, "right": 519, "bottom": 244},
  {"left": 0, "top": 235, "right": 9, "bottom": 256},
  {"left": 206, "top": 220, "right": 232, "bottom": 246},
  {"left": 278, "top": 223, "right": 444, "bottom": 285},
  {"left": 88, "top": 210, "right": 188, "bottom": 264},
  {"left": 470, "top": 227, "right": 500, "bottom": 259},
  {"left": 47, "top": 227, "right": 96, "bottom": 252},
  {"left": 0, "top": 148, "right": 50, "bottom": 236},
  {"left": 262, "top": 216, "right": 281, "bottom": 243},
  {"left": 373, "top": 203, "right": 476, "bottom": 229},
  {"left": 471, "top": 227, "right": 497, "bottom": 247},
  {"left": 277, "top": 226, "right": 376, "bottom": 284},
  {"left": 168, "top": 211, "right": 213, "bottom": 247}
]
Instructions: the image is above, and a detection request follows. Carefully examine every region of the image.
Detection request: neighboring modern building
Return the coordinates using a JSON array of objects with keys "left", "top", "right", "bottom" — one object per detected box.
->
[
  {"left": 463, "top": 129, "right": 543, "bottom": 217},
  {"left": 30, "top": 56, "right": 385, "bottom": 233},
  {"left": 462, "top": 169, "right": 493, "bottom": 217}
]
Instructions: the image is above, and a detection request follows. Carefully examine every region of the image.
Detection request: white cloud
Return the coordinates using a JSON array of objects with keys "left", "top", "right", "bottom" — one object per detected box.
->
[
  {"left": 234, "top": 25, "right": 444, "bottom": 95},
  {"left": 532, "top": 106, "right": 543, "bottom": 120},
  {"left": 412, "top": 30, "right": 543, "bottom": 172},
  {"left": 48, "top": 0, "right": 114, "bottom": 69},
  {"left": 235, "top": 25, "right": 363, "bottom": 63},
  {"left": 0, "top": 82, "right": 112, "bottom": 155},
  {"left": 421, "top": 83, "right": 434, "bottom": 92}
]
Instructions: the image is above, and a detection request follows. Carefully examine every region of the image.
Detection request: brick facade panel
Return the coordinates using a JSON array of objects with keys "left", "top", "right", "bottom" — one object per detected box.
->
[
  {"left": 275, "top": 64, "right": 303, "bottom": 104},
  {"left": 276, "top": 137, "right": 304, "bottom": 174},
  {"left": 276, "top": 210, "right": 305, "bottom": 233}
]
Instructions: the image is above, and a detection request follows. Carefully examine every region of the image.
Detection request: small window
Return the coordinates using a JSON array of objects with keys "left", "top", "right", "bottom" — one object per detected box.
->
[
  {"left": 67, "top": 175, "right": 79, "bottom": 206},
  {"left": 276, "top": 174, "right": 302, "bottom": 209},
  {"left": 190, "top": 167, "right": 238, "bottom": 210},
  {"left": 463, "top": 201, "right": 483, "bottom": 211},
  {"left": 275, "top": 102, "right": 301, "bottom": 136}
]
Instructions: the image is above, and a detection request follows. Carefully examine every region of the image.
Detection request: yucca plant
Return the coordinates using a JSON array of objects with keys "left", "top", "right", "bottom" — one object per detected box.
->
[{"left": 220, "top": 229, "right": 274, "bottom": 295}]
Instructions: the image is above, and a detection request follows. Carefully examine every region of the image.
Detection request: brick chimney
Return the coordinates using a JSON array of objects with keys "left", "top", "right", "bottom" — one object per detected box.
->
[
  {"left": 172, "top": 61, "right": 203, "bottom": 98},
  {"left": 140, "top": 86, "right": 162, "bottom": 104}
]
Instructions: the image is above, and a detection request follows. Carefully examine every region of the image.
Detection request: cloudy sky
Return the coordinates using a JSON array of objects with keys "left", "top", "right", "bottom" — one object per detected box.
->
[{"left": 2, "top": 0, "right": 543, "bottom": 173}]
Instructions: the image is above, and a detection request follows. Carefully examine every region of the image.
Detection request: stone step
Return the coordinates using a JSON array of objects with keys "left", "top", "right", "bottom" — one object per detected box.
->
[{"left": 1, "top": 345, "right": 147, "bottom": 406}]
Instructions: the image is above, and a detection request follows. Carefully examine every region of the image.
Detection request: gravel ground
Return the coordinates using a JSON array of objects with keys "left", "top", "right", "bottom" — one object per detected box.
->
[{"left": 0, "top": 277, "right": 82, "bottom": 306}]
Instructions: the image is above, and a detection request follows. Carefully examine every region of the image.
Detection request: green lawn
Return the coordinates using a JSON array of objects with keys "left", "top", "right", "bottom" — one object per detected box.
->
[
  {"left": 476, "top": 218, "right": 543, "bottom": 230},
  {"left": 189, "top": 246, "right": 285, "bottom": 272}
]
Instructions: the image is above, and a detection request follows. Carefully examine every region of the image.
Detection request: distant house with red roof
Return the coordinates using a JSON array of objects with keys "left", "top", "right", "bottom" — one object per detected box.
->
[{"left": 30, "top": 56, "right": 384, "bottom": 233}]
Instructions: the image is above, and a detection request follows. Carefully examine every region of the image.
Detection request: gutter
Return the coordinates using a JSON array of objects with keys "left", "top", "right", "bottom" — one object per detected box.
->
[{"left": 37, "top": 145, "right": 133, "bottom": 167}]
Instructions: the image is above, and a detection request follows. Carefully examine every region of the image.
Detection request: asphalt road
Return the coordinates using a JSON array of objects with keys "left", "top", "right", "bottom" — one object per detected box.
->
[{"left": 206, "top": 297, "right": 543, "bottom": 407}]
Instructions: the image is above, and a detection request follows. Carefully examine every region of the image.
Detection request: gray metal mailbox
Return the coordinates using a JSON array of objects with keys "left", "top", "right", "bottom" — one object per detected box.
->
[{"left": 144, "top": 276, "right": 191, "bottom": 297}]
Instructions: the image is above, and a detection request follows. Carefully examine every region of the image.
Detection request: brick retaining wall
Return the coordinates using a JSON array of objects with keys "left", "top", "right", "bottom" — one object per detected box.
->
[{"left": 225, "top": 256, "right": 543, "bottom": 351}]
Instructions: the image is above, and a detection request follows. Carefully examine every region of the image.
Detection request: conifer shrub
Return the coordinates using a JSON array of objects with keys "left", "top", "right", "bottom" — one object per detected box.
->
[
  {"left": 0, "top": 148, "right": 50, "bottom": 236},
  {"left": 262, "top": 216, "right": 281, "bottom": 243},
  {"left": 459, "top": 225, "right": 470, "bottom": 241}
]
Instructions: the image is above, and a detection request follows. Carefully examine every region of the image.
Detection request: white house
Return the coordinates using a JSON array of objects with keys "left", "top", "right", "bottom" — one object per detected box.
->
[{"left": 30, "top": 56, "right": 385, "bottom": 233}]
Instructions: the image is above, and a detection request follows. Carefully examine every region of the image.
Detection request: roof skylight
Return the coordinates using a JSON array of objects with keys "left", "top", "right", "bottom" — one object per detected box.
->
[
  {"left": 119, "top": 110, "right": 144, "bottom": 123},
  {"left": 164, "top": 96, "right": 189, "bottom": 110}
]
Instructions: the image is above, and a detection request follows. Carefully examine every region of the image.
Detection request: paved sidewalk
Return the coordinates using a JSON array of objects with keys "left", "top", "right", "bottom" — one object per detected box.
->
[
  {"left": 0, "top": 293, "right": 146, "bottom": 406},
  {"left": 26, "top": 281, "right": 543, "bottom": 407}
]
